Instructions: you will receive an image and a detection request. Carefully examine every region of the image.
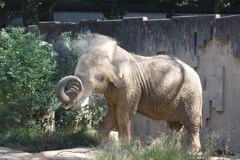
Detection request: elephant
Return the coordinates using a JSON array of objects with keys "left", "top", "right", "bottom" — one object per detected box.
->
[{"left": 55, "top": 33, "right": 202, "bottom": 151}]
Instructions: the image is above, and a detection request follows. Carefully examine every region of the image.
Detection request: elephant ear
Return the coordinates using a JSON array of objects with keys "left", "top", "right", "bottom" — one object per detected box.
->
[
  {"left": 95, "top": 43, "right": 133, "bottom": 89},
  {"left": 107, "top": 52, "right": 132, "bottom": 89},
  {"left": 107, "top": 62, "right": 129, "bottom": 89}
]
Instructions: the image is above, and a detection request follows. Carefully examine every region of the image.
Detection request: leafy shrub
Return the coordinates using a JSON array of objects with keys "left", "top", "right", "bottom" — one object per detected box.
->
[
  {"left": 54, "top": 31, "right": 84, "bottom": 77},
  {"left": 0, "top": 27, "right": 107, "bottom": 142},
  {"left": 56, "top": 94, "right": 107, "bottom": 131},
  {"left": 0, "top": 27, "right": 60, "bottom": 128},
  {"left": 0, "top": 29, "right": 106, "bottom": 151},
  {"left": 0, "top": 127, "right": 98, "bottom": 152}
]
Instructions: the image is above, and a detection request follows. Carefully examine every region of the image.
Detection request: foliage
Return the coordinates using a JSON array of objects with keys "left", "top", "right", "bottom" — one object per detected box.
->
[
  {"left": 22, "top": 0, "right": 43, "bottom": 25},
  {"left": 0, "top": 0, "right": 235, "bottom": 26},
  {"left": 0, "top": 27, "right": 107, "bottom": 136},
  {"left": 219, "top": 0, "right": 231, "bottom": 7},
  {"left": 0, "top": 127, "right": 235, "bottom": 158},
  {"left": 202, "top": 131, "right": 232, "bottom": 157},
  {"left": 96, "top": 132, "right": 235, "bottom": 160},
  {"left": 86, "top": 94, "right": 107, "bottom": 129},
  {"left": 103, "top": 7, "right": 128, "bottom": 20},
  {"left": 22, "top": 0, "right": 54, "bottom": 26},
  {"left": 100, "top": 1, "right": 128, "bottom": 20},
  {"left": 0, "top": 27, "right": 59, "bottom": 128},
  {"left": 0, "top": 0, "right": 5, "bottom": 8},
  {"left": 0, "top": 0, "right": 21, "bottom": 28},
  {"left": 176, "top": 0, "right": 198, "bottom": 6},
  {"left": 0, "top": 29, "right": 106, "bottom": 151},
  {"left": 55, "top": 31, "right": 85, "bottom": 76},
  {"left": 96, "top": 133, "right": 203, "bottom": 160},
  {"left": 57, "top": 94, "right": 107, "bottom": 130},
  {"left": 0, "top": 127, "right": 98, "bottom": 152}
]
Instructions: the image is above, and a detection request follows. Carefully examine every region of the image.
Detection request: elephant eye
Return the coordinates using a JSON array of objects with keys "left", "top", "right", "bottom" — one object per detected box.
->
[{"left": 96, "top": 75, "right": 104, "bottom": 82}]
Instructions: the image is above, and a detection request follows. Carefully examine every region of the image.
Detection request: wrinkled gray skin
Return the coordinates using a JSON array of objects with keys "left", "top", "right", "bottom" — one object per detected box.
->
[{"left": 55, "top": 33, "right": 202, "bottom": 151}]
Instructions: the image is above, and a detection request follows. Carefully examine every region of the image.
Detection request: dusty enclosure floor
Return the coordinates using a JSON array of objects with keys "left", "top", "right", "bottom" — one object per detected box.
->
[
  {"left": 0, "top": 147, "right": 97, "bottom": 160},
  {"left": 1, "top": 146, "right": 240, "bottom": 160}
]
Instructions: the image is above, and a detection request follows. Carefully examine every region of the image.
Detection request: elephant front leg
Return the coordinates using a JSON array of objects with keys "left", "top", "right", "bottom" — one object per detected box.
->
[
  {"left": 99, "top": 107, "right": 117, "bottom": 142},
  {"left": 116, "top": 109, "right": 133, "bottom": 143},
  {"left": 114, "top": 89, "right": 139, "bottom": 143}
]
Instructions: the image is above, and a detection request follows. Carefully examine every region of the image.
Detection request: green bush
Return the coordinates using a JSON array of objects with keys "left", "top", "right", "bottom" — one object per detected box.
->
[
  {"left": 57, "top": 94, "right": 107, "bottom": 130},
  {"left": 0, "top": 29, "right": 106, "bottom": 151},
  {"left": 54, "top": 31, "right": 84, "bottom": 76},
  {"left": 0, "top": 127, "right": 98, "bottom": 152},
  {"left": 0, "top": 27, "right": 60, "bottom": 128},
  {"left": 0, "top": 28, "right": 107, "bottom": 152}
]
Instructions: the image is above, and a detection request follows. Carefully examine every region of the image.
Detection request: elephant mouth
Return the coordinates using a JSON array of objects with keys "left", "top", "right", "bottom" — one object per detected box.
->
[
  {"left": 65, "top": 97, "right": 89, "bottom": 110},
  {"left": 65, "top": 102, "right": 75, "bottom": 110}
]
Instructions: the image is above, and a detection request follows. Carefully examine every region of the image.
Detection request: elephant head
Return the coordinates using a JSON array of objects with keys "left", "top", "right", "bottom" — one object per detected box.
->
[
  {"left": 55, "top": 75, "right": 84, "bottom": 109},
  {"left": 55, "top": 33, "right": 132, "bottom": 109}
]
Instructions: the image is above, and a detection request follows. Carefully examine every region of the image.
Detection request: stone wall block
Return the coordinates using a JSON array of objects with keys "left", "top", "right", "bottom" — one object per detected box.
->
[
  {"left": 215, "top": 15, "right": 240, "bottom": 56},
  {"left": 205, "top": 66, "right": 224, "bottom": 112}
]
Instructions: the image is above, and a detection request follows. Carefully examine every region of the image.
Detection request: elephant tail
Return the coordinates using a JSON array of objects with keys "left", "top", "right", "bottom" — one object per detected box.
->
[{"left": 199, "top": 98, "right": 203, "bottom": 130}]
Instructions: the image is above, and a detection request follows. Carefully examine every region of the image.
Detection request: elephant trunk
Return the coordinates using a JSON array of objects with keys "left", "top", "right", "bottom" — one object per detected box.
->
[{"left": 55, "top": 76, "right": 83, "bottom": 105}]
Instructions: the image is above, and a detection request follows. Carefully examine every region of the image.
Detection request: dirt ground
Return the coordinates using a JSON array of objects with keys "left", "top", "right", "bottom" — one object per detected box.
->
[
  {"left": 1, "top": 146, "right": 240, "bottom": 160},
  {"left": 0, "top": 146, "right": 97, "bottom": 160}
]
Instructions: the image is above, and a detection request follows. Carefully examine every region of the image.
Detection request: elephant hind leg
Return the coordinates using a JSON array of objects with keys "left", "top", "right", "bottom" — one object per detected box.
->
[
  {"left": 183, "top": 116, "right": 202, "bottom": 152},
  {"left": 187, "top": 130, "right": 201, "bottom": 152},
  {"left": 169, "top": 121, "right": 201, "bottom": 152},
  {"left": 168, "top": 121, "right": 183, "bottom": 131},
  {"left": 167, "top": 121, "right": 183, "bottom": 149},
  {"left": 184, "top": 122, "right": 201, "bottom": 152}
]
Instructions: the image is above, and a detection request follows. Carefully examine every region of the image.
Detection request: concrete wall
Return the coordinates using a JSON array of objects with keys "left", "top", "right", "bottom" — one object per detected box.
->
[
  {"left": 38, "top": 14, "right": 240, "bottom": 152},
  {"left": 198, "top": 35, "right": 240, "bottom": 152}
]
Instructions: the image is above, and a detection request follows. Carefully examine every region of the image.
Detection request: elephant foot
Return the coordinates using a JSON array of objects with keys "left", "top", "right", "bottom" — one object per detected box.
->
[
  {"left": 186, "top": 147, "right": 203, "bottom": 158},
  {"left": 187, "top": 130, "right": 202, "bottom": 154},
  {"left": 97, "top": 131, "right": 119, "bottom": 149},
  {"left": 187, "top": 148, "right": 202, "bottom": 158},
  {"left": 109, "top": 131, "right": 119, "bottom": 144}
]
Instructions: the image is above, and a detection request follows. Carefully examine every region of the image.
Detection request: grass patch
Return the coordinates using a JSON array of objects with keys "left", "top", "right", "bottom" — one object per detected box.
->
[
  {"left": 95, "top": 133, "right": 207, "bottom": 160},
  {"left": 0, "top": 127, "right": 98, "bottom": 152},
  {"left": 1, "top": 127, "right": 235, "bottom": 160}
]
